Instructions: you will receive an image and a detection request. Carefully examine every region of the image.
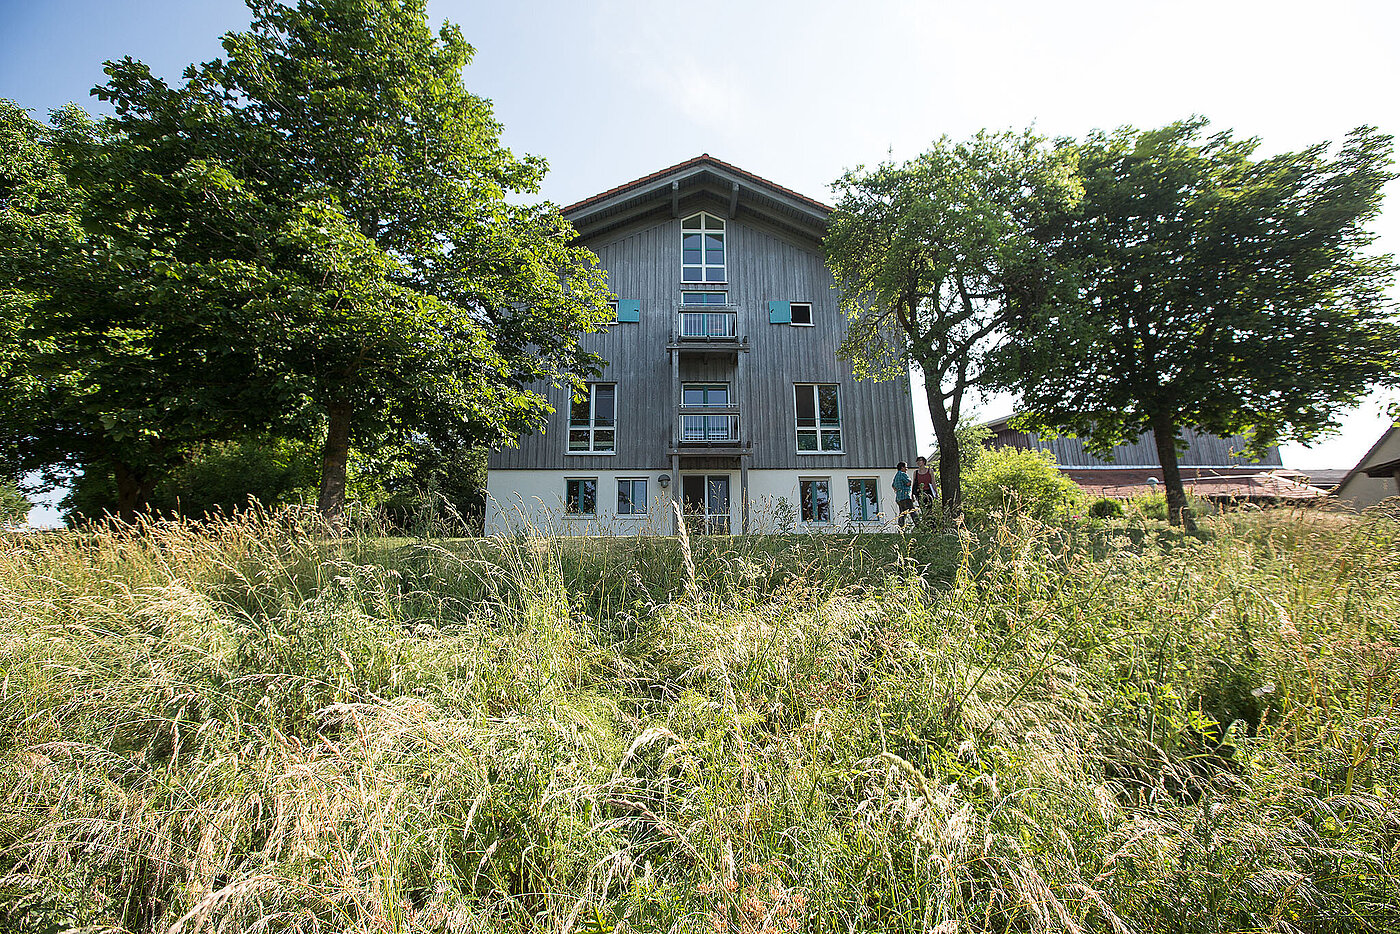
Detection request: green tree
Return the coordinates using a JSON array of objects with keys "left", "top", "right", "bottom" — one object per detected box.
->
[
  {"left": 93, "top": 0, "right": 612, "bottom": 520},
  {"left": 2, "top": 1, "right": 611, "bottom": 524},
  {"left": 1, "top": 101, "right": 294, "bottom": 521},
  {"left": 826, "top": 131, "right": 1080, "bottom": 515},
  {"left": 1002, "top": 119, "right": 1400, "bottom": 527}
]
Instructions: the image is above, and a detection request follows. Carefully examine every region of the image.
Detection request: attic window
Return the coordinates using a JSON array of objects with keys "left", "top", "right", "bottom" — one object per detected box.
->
[{"left": 681, "top": 212, "right": 726, "bottom": 283}]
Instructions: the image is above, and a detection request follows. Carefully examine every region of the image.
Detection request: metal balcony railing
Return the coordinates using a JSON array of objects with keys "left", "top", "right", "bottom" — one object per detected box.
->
[
  {"left": 678, "top": 310, "right": 738, "bottom": 340},
  {"left": 679, "top": 411, "right": 741, "bottom": 443}
]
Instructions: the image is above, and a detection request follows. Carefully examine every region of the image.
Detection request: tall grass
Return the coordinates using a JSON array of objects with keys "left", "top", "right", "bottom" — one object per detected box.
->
[{"left": 1, "top": 506, "right": 1397, "bottom": 933}]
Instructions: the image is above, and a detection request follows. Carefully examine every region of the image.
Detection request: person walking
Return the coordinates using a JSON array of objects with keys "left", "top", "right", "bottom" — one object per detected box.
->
[
  {"left": 892, "top": 462, "right": 915, "bottom": 529},
  {"left": 912, "top": 456, "right": 936, "bottom": 521}
]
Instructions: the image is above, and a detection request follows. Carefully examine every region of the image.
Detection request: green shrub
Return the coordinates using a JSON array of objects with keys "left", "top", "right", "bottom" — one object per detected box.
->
[
  {"left": 1128, "top": 490, "right": 1168, "bottom": 520},
  {"left": 1088, "top": 496, "right": 1126, "bottom": 519},
  {"left": 962, "top": 447, "right": 1084, "bottom": 522},
  {"left": 64, "top": 438, "right": 317, "bottom": 523},
  {"left": 0, "top": 479, "right": 29, "bottom": 527}
]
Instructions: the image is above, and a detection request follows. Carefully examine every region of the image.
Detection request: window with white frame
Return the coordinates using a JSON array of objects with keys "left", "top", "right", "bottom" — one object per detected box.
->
[
  {"left": 617, "top": 478, "right": 648, "bottom": 516},
  {"left": 794, "top": 384, "right": 842, "bottom": 452},
  {"left": 569, "top": 383, "right": 615, "bottom": 453},
  {"left": 790, "top": 302, "right": 813, "bottom": 326},
  {"left": 800, "top": 478, "right": 831, "bottom": 523},
  {"left": 681, "top": 291, "right": 728, "bottom": 305},
  {"left": 565, "top": 478, "right": 597, "bottom": 516},
  {"left": 681, "top": 212, "right": 726, "bottom": 282},
  {"left": 605, "top": 300, "right": 618, "bottom": 324},
  {"left": 848, "top": 478, "right": 880, "bottom": 522}
]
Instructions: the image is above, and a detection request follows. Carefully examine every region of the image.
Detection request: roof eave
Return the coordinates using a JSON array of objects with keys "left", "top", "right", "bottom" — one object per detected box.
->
[{"left": 561, "top": 155, "right": 831, "bottom": 243}]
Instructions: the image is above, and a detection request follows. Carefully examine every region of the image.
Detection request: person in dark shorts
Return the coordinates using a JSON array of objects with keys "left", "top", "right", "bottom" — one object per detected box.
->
[{"left": 892, "top": 461, "right": 915, "bottom": 529}]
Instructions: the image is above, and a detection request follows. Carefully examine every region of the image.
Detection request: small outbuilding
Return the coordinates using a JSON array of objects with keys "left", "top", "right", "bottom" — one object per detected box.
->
[{"left": 1334, "top": 425, "right": 1400, "bottom": 508}]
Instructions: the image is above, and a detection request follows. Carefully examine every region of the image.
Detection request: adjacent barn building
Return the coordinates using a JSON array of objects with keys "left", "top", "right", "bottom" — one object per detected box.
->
[{"left": 982, "top": 416, "right": 1328, "bottom": 504}]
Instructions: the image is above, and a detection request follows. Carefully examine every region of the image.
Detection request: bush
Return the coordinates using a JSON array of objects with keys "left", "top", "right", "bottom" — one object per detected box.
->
[
  {"left": 1128, "top": 490, "right": 1168, "bottom": 521},
  {"left": 0, "top": 479, "right": 30, "bottom": 527},
  {"left": 962, "top": 447, "right": 1084, "bottom": 522},
  {"left": 1088, "top": 496, "right": 1126, "bottom": 519},
  {"left": 63, "top": 438, "right": 317, "bottom": 523},
  {"left": 377, "top": 439, "right": 488, "bottom": 535}
]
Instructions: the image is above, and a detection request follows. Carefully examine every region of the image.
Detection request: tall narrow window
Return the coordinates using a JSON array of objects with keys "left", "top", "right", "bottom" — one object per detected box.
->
[
  {"left": 681, "top": 212, "right": 726, "bottom": 283},
  {"left": 801, "top": 478, "right": 831, "bottom": 523},
  {"left": 794, "top": 384, "right": 842, "bottom": 452},
  {"left": 568, "top": 383, "right": 616, "bottom": 453},
  {"left": 848, "top": 478, "right": 880, "bottom": 521}
]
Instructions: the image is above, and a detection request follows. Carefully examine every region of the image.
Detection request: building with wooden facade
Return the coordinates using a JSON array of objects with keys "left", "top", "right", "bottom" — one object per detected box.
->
[
  {"left": 982, "top": 416, "right": 1327, "bottom": 503},
  {"left": 485, "top": 156, "right": 918, "bottom": 535}
]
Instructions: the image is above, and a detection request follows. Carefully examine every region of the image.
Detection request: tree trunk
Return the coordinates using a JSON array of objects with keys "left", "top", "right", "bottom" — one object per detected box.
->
[
  {"left": 924, "top": 380, "right": 962, "bottom": 517},
  {"left": 1150, "top": 411, "right": 1195, "bottom": 530},
  {"left": 317, "top": 396, "right": 353, "bottom": 524},
  {"left": 113, "top": 461, "right": 148, "bottom": 525}
]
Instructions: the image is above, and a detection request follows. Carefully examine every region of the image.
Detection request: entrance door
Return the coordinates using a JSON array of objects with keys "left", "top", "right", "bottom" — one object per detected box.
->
[{"left": 681, "top": 474, "right": 731, "bottom": 534}]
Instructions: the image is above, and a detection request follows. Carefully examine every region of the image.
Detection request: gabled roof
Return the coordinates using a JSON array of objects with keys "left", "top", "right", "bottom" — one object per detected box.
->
[
  {"left": 1335, "top": 424, "right": 1399, "bottom": 492},
  {"left": 561, "top": 154, "right": 832, "bottom": 243}
]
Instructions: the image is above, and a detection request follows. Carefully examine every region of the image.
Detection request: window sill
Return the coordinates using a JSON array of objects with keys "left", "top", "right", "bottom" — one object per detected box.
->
[
  {"left": 565, "top": 451, "right": 616, "bottom": 456},
  {"left": 796, "top": 450, "right": 846, "bottom": 455}
]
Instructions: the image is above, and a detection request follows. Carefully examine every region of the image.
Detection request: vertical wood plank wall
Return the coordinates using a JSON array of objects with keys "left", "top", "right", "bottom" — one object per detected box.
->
[
  {"left": 989, "top": 426, "right": 1284, "bottom": 467},
  {"left": 489, "top": 210, "right": 919, "bottom": 472}
]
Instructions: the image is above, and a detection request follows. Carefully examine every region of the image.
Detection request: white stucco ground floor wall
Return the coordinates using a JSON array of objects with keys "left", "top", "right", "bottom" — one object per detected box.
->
[{"left": 485, "top": 468, "right": 911, "bottom": 536}]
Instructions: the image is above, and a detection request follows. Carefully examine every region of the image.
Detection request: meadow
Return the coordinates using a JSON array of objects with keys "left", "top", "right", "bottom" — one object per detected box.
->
[{"left": 1, "top": 506, "right": 1397, "bottom": 933}]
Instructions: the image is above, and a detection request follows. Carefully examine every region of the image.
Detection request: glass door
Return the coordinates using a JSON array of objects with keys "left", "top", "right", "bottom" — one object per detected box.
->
[{"left": 681, "top": 474, "right": 731, "bottom": 534}]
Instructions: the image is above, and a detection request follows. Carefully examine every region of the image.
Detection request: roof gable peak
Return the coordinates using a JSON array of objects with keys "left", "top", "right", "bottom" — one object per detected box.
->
[{"left": 561, "top": 155, "right": 831, "bottom": 243}]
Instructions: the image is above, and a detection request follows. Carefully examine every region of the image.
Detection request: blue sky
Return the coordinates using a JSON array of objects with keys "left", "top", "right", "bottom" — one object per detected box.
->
[{"left": 3, "top": 0, "right": 1398, "bottom": 522}]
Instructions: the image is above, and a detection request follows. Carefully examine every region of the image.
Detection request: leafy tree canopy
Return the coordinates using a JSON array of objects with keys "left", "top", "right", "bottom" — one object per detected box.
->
[
  {"left": 826, "top": 130, "right": 1080, "bottom": 514},
  {"left": 1001, "top": 119, "right": 1400, "bottom": 526},
  {"left": 2, "top": 0, "right": 612, "bottom": 523}
]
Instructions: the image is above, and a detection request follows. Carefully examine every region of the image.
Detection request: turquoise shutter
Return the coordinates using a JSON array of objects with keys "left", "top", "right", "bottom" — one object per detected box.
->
[
  {"left": 616, "top": 299, "right": 641, "bottom": 323},
  {"left": 768, "top": 300, "right": 791, "bottom": 324}
]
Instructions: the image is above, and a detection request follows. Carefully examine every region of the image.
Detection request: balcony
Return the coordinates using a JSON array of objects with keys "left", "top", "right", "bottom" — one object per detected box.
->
[
  {"left": 670, "top": 306, "right": 746, "bottom": 356},
  {"left": 678, "top": 309, "right": 737, "bottom": 339},
  {"left": 676, "top": 406, "right": 746, "bottom": 453}
]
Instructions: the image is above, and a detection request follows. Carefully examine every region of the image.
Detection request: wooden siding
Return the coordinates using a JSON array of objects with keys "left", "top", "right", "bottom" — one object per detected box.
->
[
  {"left": 489, "top": 212, "right": 918, "bottom": 472},
  {"left": 989, "top": 426, "right": 1283, "bottom": 468}
]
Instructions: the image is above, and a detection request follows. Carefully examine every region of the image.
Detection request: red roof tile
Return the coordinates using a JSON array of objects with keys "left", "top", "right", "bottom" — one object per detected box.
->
[{"left": 1063, "top": 467, "right": 1327, "bottom": 501}]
